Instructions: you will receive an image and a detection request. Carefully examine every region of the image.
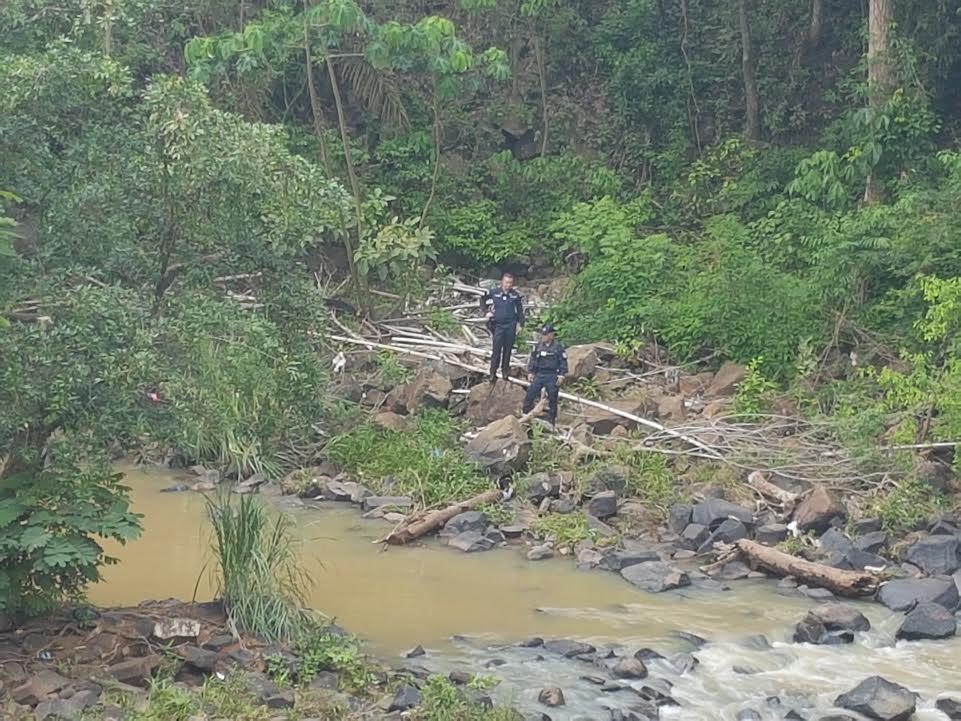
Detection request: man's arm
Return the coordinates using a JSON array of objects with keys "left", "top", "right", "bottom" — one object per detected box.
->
[
  {"left": 558, "top": 344, "right": 568, "bottom": 383},
  {"left": 515, "top": 293, "right": 525, "bottom": 329},
  {"left": 480, "top": 291, "right": 493, "bottom": 319},
  {"left": 527, "top": 344, "right": 537, "bottom": 374}
]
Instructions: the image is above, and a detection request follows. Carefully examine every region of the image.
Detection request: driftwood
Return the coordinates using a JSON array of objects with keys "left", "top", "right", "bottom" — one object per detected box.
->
[
  {"left": 733, "top": 539, "right": 879, "bottom": 597},
  {"left": 747, "top": 470, "right": 798, "bottom": 513},
  {"left": 383, "top": 487, "right": 504, "bottom": 545}
]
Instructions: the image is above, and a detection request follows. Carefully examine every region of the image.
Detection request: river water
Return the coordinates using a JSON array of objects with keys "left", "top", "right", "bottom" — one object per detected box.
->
[{"left": 91, "top": 465, "right": 961, "bottom": 720}]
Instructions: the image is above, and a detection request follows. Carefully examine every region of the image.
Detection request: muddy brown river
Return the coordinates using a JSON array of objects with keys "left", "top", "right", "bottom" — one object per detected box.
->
[{"left": 91, "top": 465, "right": 961, "bottom": 720}]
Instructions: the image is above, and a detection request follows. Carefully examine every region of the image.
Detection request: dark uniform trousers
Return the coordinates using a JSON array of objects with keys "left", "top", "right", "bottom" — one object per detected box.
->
[
  {"left": 523, "top": 373, "right": 560, "bottom": 423},
  {"left": 490, "top": 323, "right": 516, "bottom": 379}
]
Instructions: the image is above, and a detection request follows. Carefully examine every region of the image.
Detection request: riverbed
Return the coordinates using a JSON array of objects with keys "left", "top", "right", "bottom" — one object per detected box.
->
[{"left": 91, "top": 465, "right": 961, "bottom": 720}]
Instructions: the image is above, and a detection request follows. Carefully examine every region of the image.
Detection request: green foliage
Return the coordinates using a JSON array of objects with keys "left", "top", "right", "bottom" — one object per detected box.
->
[
  {"left": 735, "top": 357, "right": 779, "bottom": 418},
  {"left": 324, "top": 410, "right": 489, "bottom": 505},
  {"left": 413, "top": 676, "right": 520, "bottom": 721},
  {"left": 531, "top": 511, "right": 596, "bottom": 548},
  {"left": 355, "top": 217, "right": 436, "bottom": 287},
  {"left": 874, "top": 478, "right": 943, "bottom": 535},
  {"left": 0, "top": 444, "right": 141, "bottom": 615},
  {"left": 293, "top": 625, "right": 373, "bottom": 691},
  {"left": 206, "top": 492, "right": 313, "bottom": 643},
  {"left": 607, "top": 448, "right": 677, "bottom": 507}
]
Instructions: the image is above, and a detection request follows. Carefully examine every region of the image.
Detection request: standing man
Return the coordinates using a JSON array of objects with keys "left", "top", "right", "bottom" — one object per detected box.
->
[
  {"left": 523, "top": 323, "right": 567, "bottom": 426},
  {"left": 480, "top": 272, "right": 525, "bottom": 383}
]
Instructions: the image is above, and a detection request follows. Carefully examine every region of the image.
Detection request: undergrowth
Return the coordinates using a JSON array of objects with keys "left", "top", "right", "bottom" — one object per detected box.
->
[
  {"left": 412, "top": 676, "right": 521, "bottom": 721},
  {"left": 205, "top": 491, "right": 313, "bottom": 643},
  {"left": 324, "top": 409, "right": 489, "bottom": 505},
  {"left": 531, "top": 512, "right": 596, "bottom": 547},
  {"left": 873, "top": 477, "right": 943, "bottom": 535}
]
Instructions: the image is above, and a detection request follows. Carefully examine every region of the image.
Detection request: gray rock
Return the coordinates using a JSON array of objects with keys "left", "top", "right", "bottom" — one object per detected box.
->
[
  {"left": 936, "top": 697, "right": 961, "bottom": 720},
  {"left": 755, "top": 523, "right": 789, "bottom": 545},
  {"left": 389, "top": 685, "right": 423, "bottom": 712},
  {"left": 612, "top": 657, "right": 648, "bottom": 680},
  {"left": 538, "top": 687, "right": 565, "bottom": 707},
  {"left": 527, "top": 472, "right": 559, "bottom": 504},
  {"left": 34, "top": 690, "right": 99, "bottom": 721},
  {"left": 799, "top": 586, "right": 835, "bottom": 602},
  {"left": 406, "top": 369, "right": 452, "bottom": 412},
  {"left": 405, "top": 645, "right": 426, "bottom": 658},
  {"left": 691, "top": 498, "right": 754, "bottom": 529},
  {"left": 549, "top": 497, "right": 577, "bottom": 514},
  {"left": 447, "top": 531, "right": 495, "bottom": 553},
  {"left": 737, "top": 711, "right": 762, "bottom": 721},
  {"left": 576, "top": 548, "right": 604, "bottom": 569},
  {"left": 362, "top": 495, "right": 413, "bottom": 511},
  {"left": 896, "top": 601, "right": 957, "bottom": 640},
  {"left": 698, "top": 518, "right": 748, "bottom": 553},
  {"left": 855, "top": 518, "right": 883, "bottom": 534},
  {"left": 905, "top": 535, "right": 960, "bottom": 576},
  {"left": 466, "top": 381, "right": 526, "bottom": 425},
  {"left": 835, "top": 676, "right": 916, "bottom": 721},
  {"left": 441, "top": 511, "right": 487, "bottom": 536},
  {"left": 527, "top": 544, "right": 554, "bottom": 561},
  {"left": 679, "top": 523, "right": 710, "bottom": 550},
  {"left": 587, "top": 490, "right": 618, "bottom": 520},
  {"left": 620, "top": 561, "right": 690, "bottom": 593},
  {"left": 349, "top": 484, "right": 372, "bottom": 504},
  {"left": 818, "top": 528, "right": 853, "bottom": 555},
  {"left": 793, "top": 485, "right": 845, "bottom": 534},
  {"left": 321, "top": 479, "right": 355, "bottom": 502},
  {"left": 838, "top": 548, "right": 888, "bottom": 572},
  {"left": 855, "top": 531, "right": 889, "bottom": 554},
  {"left": 793, "top": 604, "right": 870, "bottom": 645},
  {"left": 543, "top": 639, "right": 595, "bottom": 657},
  {"left": 668, "top": 504, "right": 692, "bottom": 534},
  {"left": 176, "top": 645, "right": 219, "bottom": 671},
  {"left": 600, "top": 549, "right": 660, "bottom": 572},
  {"left": 160, "top": 483, "right": 190, "bottom": 493},
  {"left": 877, "top": 576, "right": 960, "bottom": 611},
  {"left": 465, "top": 415, "right": 531, "bottom": 475}
]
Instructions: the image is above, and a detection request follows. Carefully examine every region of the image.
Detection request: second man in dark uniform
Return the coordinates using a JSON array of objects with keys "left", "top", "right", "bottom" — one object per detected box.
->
[{"left": 523, "top": 323, "right": 567, "bottom": 426}]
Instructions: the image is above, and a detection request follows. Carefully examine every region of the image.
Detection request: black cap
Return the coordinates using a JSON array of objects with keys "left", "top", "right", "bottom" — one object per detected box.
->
[{"left": 541, "top": 323, "right": 556, "bottom": 334}]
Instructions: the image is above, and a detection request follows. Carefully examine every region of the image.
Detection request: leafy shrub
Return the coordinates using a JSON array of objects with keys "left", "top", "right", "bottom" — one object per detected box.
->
[
  {"left": 0, "top": 443, "right": 141, "bottom": 615},
  {"left": 531, "top": 512, "right": 596, "bottom": 547},
  {"left": 735, "top": 357, "right": 779, "bottom": 418}
]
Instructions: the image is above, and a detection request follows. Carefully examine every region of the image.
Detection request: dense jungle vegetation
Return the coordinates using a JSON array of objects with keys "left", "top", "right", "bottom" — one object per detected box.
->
[{"left": 3, "top": 0, "right": 961, "bottom": 614}]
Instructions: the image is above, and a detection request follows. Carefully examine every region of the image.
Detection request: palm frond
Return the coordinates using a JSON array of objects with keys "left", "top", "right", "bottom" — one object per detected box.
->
[{"left": 337, "top": 56, "right": 409, "bottom": 129}]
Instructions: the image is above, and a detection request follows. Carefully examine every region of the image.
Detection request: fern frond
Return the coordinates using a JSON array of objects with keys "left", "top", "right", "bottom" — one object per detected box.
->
[{"left": 336, "top": 56, "right": 409, "bottom": 129}]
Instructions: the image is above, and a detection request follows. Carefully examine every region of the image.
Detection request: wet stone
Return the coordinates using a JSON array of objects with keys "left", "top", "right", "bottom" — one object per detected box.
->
[
  {"left": 543, "top": 639, "right": 595, "bottom": 658},
  {"left": 600, "top": 549, "right": 659, "bottom": 572},
  {"left": 537, "top": 686, "right": 565, "bottom": 707},
  {"left": 905, "top": 535, "right": 961, "bottom": 576},
  {"left": 855, "top": 531, "right": 889, "bottom": 554},
  {"left": 448, "top": 531, "right": 495, "bottom": 553},
  {"left": 936, "top": 697, "right": 961, "bottom": 720},
  {"left": 737, "top": 711, "right": 762, "bottom": 721},
  {"left": 755, "top": 523, "right": 788, "bottom": 546},
  {"left": 389, "top": 685, "right": 423, "bottom": 712},
  {"left": 878, "top": 576, "right": 960, "bottom": 612},
  {"left": 612, "top": 657, "right": 648, "bottom": 680},
  {"left": 441, "top": 511, "right": 486, "bottom": 536},
  {"left": 405, "top": 645, "right": 426, "bottom": 658},
  {"left": 448, "top": 670, "right": 472, "bottom": 685},
  {"left": 668, "top": 503, "right": 692, "bottom": 534},
  {"left": 527, "top": 544, "right": 554, "bottom": 561},
  {"left": 620, "top": 561, "right": 690, "bottom": 593},
  {"left": 835, "top": 676, "right": 917, "bottom": 721},
  {"left": 896, "top": 602, "right": 957, "bottom": 640}
]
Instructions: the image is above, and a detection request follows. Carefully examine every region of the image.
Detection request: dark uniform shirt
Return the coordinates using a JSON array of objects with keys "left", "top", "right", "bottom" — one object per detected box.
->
[
  {"left": 480, "top": 287, "right": 525, "bottom": 327},
  {"left": 528, "top": 340, "right": 568, "bottom": 376}
]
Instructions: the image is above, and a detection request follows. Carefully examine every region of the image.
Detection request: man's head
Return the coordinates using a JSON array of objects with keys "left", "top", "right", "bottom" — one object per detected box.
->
[
  {"left": 540, "top": 323, "right": 556, "bottom": 342},
  {"left": 500, "top": 272, "right": 514, "bottom": 292}
]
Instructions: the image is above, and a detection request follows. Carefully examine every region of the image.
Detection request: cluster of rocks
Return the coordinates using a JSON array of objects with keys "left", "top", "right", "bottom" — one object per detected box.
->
[{"left": 0, "top": 602, "right": 375, "bottom": 721}]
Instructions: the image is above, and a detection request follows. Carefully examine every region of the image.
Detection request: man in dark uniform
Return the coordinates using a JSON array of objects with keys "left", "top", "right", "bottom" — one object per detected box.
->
[
  {"left": 480, "top": 272, "right": 525, "bottom": 383},
  {"left": 523, "top": 323, "right": 567, "bottom": 426}
]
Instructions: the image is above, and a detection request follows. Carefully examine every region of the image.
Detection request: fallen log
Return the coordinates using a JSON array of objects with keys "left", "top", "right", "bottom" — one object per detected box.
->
[
  {"left": 747, "top": 470, "right": 798, "bottom": 513},
  {"left": 382, "top": 487, "right": 504, "bottom": 545},
  {"left": 734, "top": 539, "right": 878, "bottom": 597}
]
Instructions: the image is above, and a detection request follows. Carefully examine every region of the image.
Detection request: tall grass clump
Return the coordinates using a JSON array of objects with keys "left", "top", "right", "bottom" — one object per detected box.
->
[{"left": 205, "top": 491, "right": 313, "bottom": 643}]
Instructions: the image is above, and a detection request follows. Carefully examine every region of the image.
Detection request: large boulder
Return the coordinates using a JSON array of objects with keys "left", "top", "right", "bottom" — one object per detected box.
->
[
  {"left": 792, "top": 604, "right": 870, "bottom": 645},
  {"left": 447, "top": 531, "right": 495, "bottom": 553},
  {"left": 543, "top": 639, "right": 595, "bottom": 658},
  {"left": 698, "top": 518, "right": 749, "bottom": 554},
  {"left": 564, "top": 344, "right": 600, "bottom": 380},
  {"left": 905, "top": 535, "right": 961, "bottom": 576},
  {"left": 896, "top": 602, "right": 957, "bottom": 641},
  {"left": 656, "top": 393, "right": 687, "bottom": 422},
  {"left": 583, "top": 397, "right": 654, "bottom": 435},
  {"left": 834, "top": 676, "right": 917, "bottom": 721},
  {"left": 620, "top": 561, "right": 690, "bottom": 593},
  {"left": 466, "top": 382, "right": 526, "bottom": 425},
  {"left": 937, "top": 697, "right": 961, "bottom": 720},
  {"left": 877, "top": 577, "right": 960, "bottom": 612},
  {"left": 586, "top": 490, "right": 618, "bottom": 520},
  {"left": 678, "top": 371, "right": 715, "bottom": 397},
  {"left": 465, "top": 415, "right": 530, "bottom": 475},
  {"left": 668, "top": 503, "right": 693, "bottom": 534},
  {"left": 406, "top": 369, "right": 452, "bottom": 413},
  {"left": 792, "top": 485, "right": 845, "bottom": 534},
  {"left": 706, "top": 362, "right": 747, "bottom": 397},
  {"left": 691, "top": 498, "right": 754, "bottom": 530}
]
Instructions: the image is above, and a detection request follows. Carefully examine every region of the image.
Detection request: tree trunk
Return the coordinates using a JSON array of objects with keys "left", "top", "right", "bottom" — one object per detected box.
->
[
  {"left": 808, "top": 0, "right": 824, "bottom": 44},
  {"left": 735, "top": 539, "right": 879, "bottom": 597},
  {"left": 864, "top": 0, "right": 895, "bottom": 204},
  {"left": 325, "top": 57, "right": 367, "bottom": 302},
  {"left": 383, "top": 488, "right": 504, "bottom": 545},
  {"left": 738, "top": 0, "right": 761, "bottom": 141}
]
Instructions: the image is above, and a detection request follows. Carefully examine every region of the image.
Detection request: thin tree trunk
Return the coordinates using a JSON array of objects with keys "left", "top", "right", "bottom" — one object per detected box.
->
[
  {"left": 808, "top": 0, "right": 824, "bottom": 44},
  {"left": 679, "top": 0, "right": 702, "bottom": 151},
  {"left": 864, "top": 0, "right": 895, "bottom": 204},
  {"left": 420, "top": 77, "right": 442, "bottom": 229},
  {"left": 325, "top": 57, "right": 366, "bottom": 301},
  {"left": 302, "top": 5, "right": 331, "bottom": 174},
  {"left": 533, "top": 35, "right": 549, "bottom": 156},
  {"left": 738, "top": 0, "right": 761, "bottom": 141}
]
